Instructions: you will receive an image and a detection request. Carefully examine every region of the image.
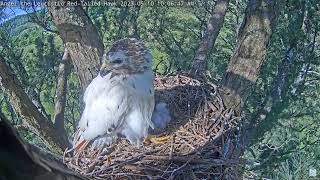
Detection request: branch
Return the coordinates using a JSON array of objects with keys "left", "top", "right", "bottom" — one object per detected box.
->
[
  {"left": 47, "top": 0, "right": 104, "bottom": 90},
  {"left": 0, "top": 112, "right": 86, "bottom": 180},
  {"left": 0, "top": 34, "right": 51, "bottom": 120},
  {"left": 29, "top": 13, "right": 58, "bottom": 34},
  {"left": 0, "top": 55, "right": 69, "bottom": 154},
  {"left": 190, "top": 0, "right": 230, "bottom": 76},
  {"left": 53, "top": 49, "right": 70, "bottom": 144},
  {"left": 166, "top": 29, "right": 187, "bottom": 57},
  {"left": 220, "top": 0, "right": 279, "bottom": 112},
  {"left": 243, "top": 1, "right": 311, "bottom": 147}
]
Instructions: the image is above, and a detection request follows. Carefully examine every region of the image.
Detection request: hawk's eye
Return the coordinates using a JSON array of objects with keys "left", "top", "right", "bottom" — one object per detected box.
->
[{"left": 112, "top": 59, "right": 122, "bottom": 64}]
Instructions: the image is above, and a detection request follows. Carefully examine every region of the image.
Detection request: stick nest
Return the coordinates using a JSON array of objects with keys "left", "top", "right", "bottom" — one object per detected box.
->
[{"left": 64, "top": 74, "right": 243, "bottom": 179}]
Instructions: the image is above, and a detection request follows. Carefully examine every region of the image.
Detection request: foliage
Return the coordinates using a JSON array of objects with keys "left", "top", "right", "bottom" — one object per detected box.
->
[{"left": 0, "top": 0, "right": 319, "bottom": 178}]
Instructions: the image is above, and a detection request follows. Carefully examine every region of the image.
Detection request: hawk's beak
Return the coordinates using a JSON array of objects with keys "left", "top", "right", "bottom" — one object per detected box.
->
[{"left": 99, "top": 62, "right": 111, "bottom": 77}]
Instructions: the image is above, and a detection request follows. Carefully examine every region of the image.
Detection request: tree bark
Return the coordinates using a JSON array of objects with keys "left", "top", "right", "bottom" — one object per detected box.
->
[
  {"left": 190, "top": 0, "right": 230, "bottom": 76},
  {"left": 0, "top": 56, "right": 69, "bottom": 154},
  {"left": 47, "top": 1, "right": 104, "bottom": 90},
  {"left": 0, "top": 112, "right": 86, "bottom": 180},
  {"left": 0, "top": 39, "right": 51, "bottom": 120},
  {"left": 53, "top": 49, "right": 70, "bottom": 144},
  {"left": 244, "top": 2, "right": 311, "bottom": 147},
  {"left": 220, "top": 0, "right": 278, "bottom": 113}
]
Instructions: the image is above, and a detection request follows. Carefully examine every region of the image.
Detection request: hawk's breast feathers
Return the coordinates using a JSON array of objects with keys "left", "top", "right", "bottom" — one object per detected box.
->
[{"left": 73, "top": 39, "right": 155, "bottom": 150}]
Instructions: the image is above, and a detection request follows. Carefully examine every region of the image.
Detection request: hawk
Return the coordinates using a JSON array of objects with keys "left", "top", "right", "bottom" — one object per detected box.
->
[{"left": 73, "top": 38, "right": 155, "bottom": 151}]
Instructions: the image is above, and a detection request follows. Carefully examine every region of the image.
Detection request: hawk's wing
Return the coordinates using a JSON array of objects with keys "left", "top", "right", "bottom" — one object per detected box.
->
[
  {"left": 72, "top": 70, "right": 155, "bottom": 151},
  {"left": 73, "top": 73, "right": 130, "bottom": 151},
  {"left": 118, "top": 70, "right": 155, "bottom": 145},
  {"left": 124, "top": 70, "right": 155, "bottom": 128}
]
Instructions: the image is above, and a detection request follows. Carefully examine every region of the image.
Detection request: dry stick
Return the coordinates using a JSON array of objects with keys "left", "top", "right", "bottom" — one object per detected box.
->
[
  {"left": 169, "top": 134, "right": 175, "bottom": 160},
  {"left": 168, "top": 158, "right": 193, "bottom": 179}
]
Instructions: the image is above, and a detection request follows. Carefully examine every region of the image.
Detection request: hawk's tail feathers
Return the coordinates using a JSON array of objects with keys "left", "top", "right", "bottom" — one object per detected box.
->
[
  {"left": 69, "top": 129, "right": 90, "bottom": 155},
  {"left": 73, "top": 140, "right": 90, "bottom": 155}
]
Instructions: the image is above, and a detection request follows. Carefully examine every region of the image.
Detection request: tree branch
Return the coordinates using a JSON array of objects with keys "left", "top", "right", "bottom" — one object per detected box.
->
[
  {"left": 243, "top": 0, "right": 308, "bottom": 147},
  {"left": 0, "top": 112, "right": 86, "bottom": 180},
  {"left": 27, "top": 8, "right": 59, "bottom": 34},
  {"left": 0, "top": 55, "right": 69, "bottom": 154},
  {"left": 0, "top": 34, "right": 51, "bottom": 120},
  {"left": 47, "top": 0, "right": 104, "bottom": 90},
  {"left": 220, "top": 0, "right": 279, "bottom": 113},
  {"left": 53, "top": 49, "right": 70, "bottom": 144},
  {"left": 190, "top": 0, "right": 230, "bottom": 76}
]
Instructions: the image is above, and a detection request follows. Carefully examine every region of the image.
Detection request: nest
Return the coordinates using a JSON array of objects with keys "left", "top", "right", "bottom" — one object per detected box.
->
[{"left": 64, "top": 74, "right": 243, "bottom": 179}]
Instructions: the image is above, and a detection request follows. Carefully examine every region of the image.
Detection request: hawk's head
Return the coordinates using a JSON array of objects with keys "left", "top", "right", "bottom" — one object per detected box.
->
[{"left": 99, "top": 38, "right": 152, "bottom": 77}]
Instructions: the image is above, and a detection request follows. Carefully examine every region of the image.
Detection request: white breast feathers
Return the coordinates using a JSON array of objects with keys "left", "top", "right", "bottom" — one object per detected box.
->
[{"left": 73, "top": 70, "right": 155, "bottom": 149}]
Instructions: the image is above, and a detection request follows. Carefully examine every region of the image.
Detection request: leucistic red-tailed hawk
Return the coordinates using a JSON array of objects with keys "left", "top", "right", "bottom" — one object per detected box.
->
[{"left": 73, "top": 38, "right": 156, "bottom": 151}]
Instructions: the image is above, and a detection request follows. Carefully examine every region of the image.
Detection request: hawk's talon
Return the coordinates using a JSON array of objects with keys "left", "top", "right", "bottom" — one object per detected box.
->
[{"left": 144, "top": 135, "right": 171, "bottom": 144}]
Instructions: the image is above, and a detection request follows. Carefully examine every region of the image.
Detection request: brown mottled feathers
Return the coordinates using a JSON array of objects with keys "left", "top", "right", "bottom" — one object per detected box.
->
[
  {"left": 104, "top": 38, "right": 152, "bottom": 75},
  {"left": 108, "top": 38, "right": 150, "bottom": 63}
]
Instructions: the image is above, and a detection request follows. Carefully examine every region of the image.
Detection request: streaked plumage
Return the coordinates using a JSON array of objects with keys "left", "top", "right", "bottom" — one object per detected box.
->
[{"left": 73, "top": 38, "right": 155, "bottom": 151}]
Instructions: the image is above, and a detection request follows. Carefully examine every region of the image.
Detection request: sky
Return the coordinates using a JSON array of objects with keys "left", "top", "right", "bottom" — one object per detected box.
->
[
  {"left": 1, "top": 0, "right": 43, "bottom": 23},
  {"left": 4, "top": 7, "right": 27, "bottom": 17}
]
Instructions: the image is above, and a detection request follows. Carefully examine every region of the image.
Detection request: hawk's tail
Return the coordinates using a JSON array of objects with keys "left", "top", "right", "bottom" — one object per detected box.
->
[{"left": 68, "top": 129, "right": 90, "bottom": 155}]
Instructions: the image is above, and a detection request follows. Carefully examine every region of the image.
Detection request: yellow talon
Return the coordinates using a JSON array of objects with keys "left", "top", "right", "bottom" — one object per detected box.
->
[{"left": 145, "top": 135, "right": 171, "bottom": 144}]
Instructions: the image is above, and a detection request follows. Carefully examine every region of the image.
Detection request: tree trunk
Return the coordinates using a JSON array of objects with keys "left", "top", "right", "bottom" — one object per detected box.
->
[
  {"left": 53, "top": 49, "right": 70, "bottom": 144},
  {"left": 47, "top": 0, "right": 104, "bottom": 90},
  {"left": 190, "top": 0, "right": 230, "bottom": 76},
  {"left": 0, "top": 56, "right": 69, "bottom": 154},
  {"left": 0, "top": 40, "right": 51, "bottom": 120},
  {"left": 0, "top": 112, "right": 86, "bottom": 180},
  {"left": 244, "top": 1, "right": 310, "bottom": 147},
  {"left": 220, "top": 0, "right": 278, "bottom": 113}
]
